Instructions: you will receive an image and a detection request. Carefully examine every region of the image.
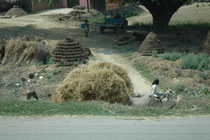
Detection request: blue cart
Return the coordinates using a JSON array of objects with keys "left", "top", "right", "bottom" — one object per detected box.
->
[{"left": 99, "top": 17, "right": 128, "bottom": 33}]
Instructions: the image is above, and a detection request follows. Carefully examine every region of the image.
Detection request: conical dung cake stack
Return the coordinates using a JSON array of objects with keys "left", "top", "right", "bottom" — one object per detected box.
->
[
  {"left": 52, "top": 37, "right": 92, "bottom": 66},
  {"left": 139, "top": 32, "right": 164, "bottom": 56}
]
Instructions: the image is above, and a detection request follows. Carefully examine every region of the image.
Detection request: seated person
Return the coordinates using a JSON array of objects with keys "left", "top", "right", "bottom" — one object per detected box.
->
[{"left": 151, "top": 79, "right": 166, "bottom": 98}]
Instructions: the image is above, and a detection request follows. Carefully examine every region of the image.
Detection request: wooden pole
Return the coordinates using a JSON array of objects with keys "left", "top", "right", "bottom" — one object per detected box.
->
[{"left": 87, "top": 0, "right": 89, "bottom": 12}]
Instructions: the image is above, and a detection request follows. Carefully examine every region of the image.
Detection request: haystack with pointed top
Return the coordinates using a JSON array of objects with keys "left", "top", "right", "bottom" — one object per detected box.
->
[
  {"left": 51, "top": 37, "right": 92, "bottom": 66},
  {"left": 203, "top": 30, "right": 210, "bottom": 54},
  {"left": 139, "top": 32, "right": 164, "bottom": 56}
]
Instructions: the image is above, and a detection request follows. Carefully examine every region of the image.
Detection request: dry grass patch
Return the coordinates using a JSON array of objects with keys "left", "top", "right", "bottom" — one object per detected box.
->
[{"left": 53, "top": 62, "right": 133, "bottom": 103}]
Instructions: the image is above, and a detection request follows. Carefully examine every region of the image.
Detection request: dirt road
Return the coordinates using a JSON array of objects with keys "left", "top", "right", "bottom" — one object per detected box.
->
[{"left": 93, "top": 48, "right": 151, "bottom": 94}]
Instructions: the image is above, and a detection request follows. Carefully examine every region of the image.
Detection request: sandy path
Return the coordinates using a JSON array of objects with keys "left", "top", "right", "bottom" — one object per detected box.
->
[
  {"left": 92, "top": 48, "right": 151, "bottom": 95},
  {"left": 0, "top": 8, "right": 73, "bottom": 29}
]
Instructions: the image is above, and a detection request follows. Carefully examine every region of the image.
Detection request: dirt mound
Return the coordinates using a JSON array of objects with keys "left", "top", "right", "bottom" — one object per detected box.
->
[
  {"left": 2, "top": 36, "right": 50, "bottom": 66},
  {"left": 203, "top": 30, "right": 210, "bottom": 54},
  {"left": 5, "top": 7, "right": 27, "bottom": 17},
  {"left": 52, "top": 62, "right": 133, "bottom": 103},
  {"left": 139, "top": 32, "right": 164, "bottom": 56},
  {"left": 48, "top": 9, "right": 102, "bottom": 22},
  {"left": 51, "top": 37, "right": 92, "bottom": 66}
]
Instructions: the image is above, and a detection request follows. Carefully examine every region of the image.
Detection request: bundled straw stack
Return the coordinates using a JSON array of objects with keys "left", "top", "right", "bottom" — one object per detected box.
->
[
  {"left": 1, "top": 37, "right": 50, "bottom": 66},
  {"left": 52, "top": 62, "right": 133, "bottom": 104},
  {"left": 51, "top": 37, "right": 92, "bottom": 66}
]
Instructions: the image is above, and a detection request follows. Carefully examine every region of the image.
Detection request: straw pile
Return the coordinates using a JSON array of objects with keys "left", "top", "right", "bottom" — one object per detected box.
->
[
  {"left": 139, "top": 32, "right": 164, "bottom": 56},
  {"left": 51, "top": 37, "right": 92, "bottom": 66},
  {"left": 2, "top": 37, "right": 50, "bottom": 66},
  {"left": 52, "top": 62, "right": 133, "bottom": 103},
  {"left": 5, "top": 7, "right": 27, "bottom": 17},
  {"left": 48, "top": 9, "right": 102, "bottom": 22}
]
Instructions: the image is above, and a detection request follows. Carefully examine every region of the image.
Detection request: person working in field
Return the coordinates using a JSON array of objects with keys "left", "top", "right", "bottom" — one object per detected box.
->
[
  {"left": 84, "top": 19, "right": 89, "bottom": 38},
  {"left": 26, "top": 73, "right": 38, "bottom": 100}
]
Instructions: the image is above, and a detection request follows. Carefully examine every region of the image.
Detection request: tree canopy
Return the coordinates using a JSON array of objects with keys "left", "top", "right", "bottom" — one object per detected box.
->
[{"left": 124, "top": 0, "right": 210, "bottom": 32}]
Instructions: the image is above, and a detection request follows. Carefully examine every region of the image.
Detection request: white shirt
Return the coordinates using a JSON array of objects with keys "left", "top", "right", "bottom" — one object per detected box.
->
[
  {"left": 151, "top": 84, "right": 158, "bottom": 97},
  {"left": 26, "top": 79, "right": 35, "bottom": 93}
]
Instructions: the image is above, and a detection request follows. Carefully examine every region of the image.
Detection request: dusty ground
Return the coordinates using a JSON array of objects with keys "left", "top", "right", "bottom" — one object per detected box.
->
[
  {"left": 0, "top": 4, "right": 209, "bottom": 102},
  {"left": 0, "top": 8, "right": 151, "bottom": 101}
]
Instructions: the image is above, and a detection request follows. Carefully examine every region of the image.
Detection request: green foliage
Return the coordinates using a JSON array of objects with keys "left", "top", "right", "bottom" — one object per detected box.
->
[
  {"left": 193, "top": 85, "right": 210, "bottom": 96},
  {"left": 152, "top": 50, "right": 159, "bottom": 58},
  {"left": 181, "top": 53, "right": 210, "bottom": 70},
  {"left": 160, "top": 51, "right": 184, "bottom": 61},
  {"left": 200, "top": 85, "right": 210, "bottom": 95},
  {"left": 198, "top": 72, "right": 208, "bottom": 80},
  {"left": 51, "top": 68, "right": 61, "bottom": 75},
  {"left": 170, "top": 82, "right": 186, "bottom": 94}
]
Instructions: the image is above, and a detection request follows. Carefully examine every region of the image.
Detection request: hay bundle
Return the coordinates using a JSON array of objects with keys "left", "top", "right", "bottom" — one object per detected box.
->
[
  {"left": 139, "top": 32, "right": 164, "bottom": 56},
  {"left": 203, "top": 30, "right": 210, "bottom": 54},
  {"left": 52, "top": 62, "right": 133, "bottom": 103},
  {"left": 2, "top": 37, "right": 50, "bottom": 66},
  {"left": 51, "top": 37, "right": 92, "bottom": 66},
  {"left": 5, "top": 7, "right": 27, "bottom": 17}
]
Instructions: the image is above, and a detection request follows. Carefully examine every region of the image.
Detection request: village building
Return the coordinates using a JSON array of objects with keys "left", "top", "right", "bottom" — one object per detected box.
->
[
  {"left": 5, "top": 0, "right": 68, "bottom": 12},
  {"left": 23, "top": 0, "right": 68, "bottom": 12},
  {"left": 79, "top": 0, "right": 122, "bottom": 11}
]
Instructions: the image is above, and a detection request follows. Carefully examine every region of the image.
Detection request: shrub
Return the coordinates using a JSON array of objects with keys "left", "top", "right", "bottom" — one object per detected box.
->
[
  {"left": 181, "top": 53, "right": 210, "bottom": 70},
  {"left": 52, "top": 68, "right": 61, "bottom": 75},
  {"left": 170, "top": 82, "right": 186, "bottom": 94},
  {"left": 160, "top": 51, "right": 183, "bottom": 61},
  {"left": 152, "top": 50, "right": 159, "bottom": 58},
  {"left": 198, "top": 72, "right": 208, "bottom": 80},
  {"left": 200, "top": 85, "right": 210, "bottom": 95}
]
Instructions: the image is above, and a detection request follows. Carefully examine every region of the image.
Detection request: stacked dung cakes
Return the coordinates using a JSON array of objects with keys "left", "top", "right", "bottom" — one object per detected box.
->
[
  {"left": 52, "top": 37, "right": 92, "bottom": 66},
  {"left": 139, "top": 32, "right": 164, "bottom": 56}
]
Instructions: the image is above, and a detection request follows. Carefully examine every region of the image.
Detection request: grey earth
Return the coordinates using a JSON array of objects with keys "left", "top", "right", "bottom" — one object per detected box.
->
[{"left": 0, "top": 116, "right": 210, "bottom": 140}]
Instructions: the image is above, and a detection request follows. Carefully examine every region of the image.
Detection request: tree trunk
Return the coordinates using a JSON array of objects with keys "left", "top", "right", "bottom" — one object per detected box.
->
[
  {"left": 152, "top": 12, "right": 173, "bottom": 33},
  {"left": 141, "top": 0, "right": 187, "bottom": 33}
]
